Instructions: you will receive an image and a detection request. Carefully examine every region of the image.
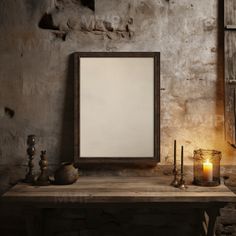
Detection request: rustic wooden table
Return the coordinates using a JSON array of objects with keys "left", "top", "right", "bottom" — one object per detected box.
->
[{"left": 2, "top": 176, "right": 236, "bottom": 236}]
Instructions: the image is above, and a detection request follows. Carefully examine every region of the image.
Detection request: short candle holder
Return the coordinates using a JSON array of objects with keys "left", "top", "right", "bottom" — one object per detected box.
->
[
  {"left": 171, "top": 167, "right": 179, "bottom": 187},
  {"left": 178, "top": 174, "right": 187, "bottom": 190}
]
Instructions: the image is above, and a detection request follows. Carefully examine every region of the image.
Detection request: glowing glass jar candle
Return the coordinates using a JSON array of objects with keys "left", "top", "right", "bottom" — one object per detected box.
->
[
  {"left": 193, "top": 149, "right": 221, "bottom": 186},
  {"left": 203, "top": 159, "right": 213, "bottom": 182}
]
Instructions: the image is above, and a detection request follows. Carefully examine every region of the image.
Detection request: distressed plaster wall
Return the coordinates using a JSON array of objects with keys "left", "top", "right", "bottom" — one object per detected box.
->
[
  {"left": 0, "top": 0, "right": 235, "bottom": 185},
  {"left": 2, "top": 1, "right": 236, "bottom": 236}
]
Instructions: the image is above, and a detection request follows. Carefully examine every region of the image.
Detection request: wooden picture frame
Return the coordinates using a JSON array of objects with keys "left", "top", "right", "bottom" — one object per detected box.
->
[{"left": 74, "top": 52, "right": 160, "bottom": 168}]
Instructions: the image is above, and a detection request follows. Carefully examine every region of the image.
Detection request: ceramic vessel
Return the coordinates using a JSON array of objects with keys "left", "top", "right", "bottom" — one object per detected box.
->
[{"left": 54, "top": 162, "right": 79, "bottom": 185}]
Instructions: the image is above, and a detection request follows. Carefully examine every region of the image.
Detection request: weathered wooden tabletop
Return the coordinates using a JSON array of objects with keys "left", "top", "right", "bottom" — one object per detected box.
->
[{"left": 2, "top": 176, "right": 236, "bottom": 204}]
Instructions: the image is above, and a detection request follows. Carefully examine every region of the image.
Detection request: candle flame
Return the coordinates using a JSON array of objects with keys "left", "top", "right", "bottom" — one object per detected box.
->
[{"left": 204, "top": 159, "right": 211, "bottom": 164}]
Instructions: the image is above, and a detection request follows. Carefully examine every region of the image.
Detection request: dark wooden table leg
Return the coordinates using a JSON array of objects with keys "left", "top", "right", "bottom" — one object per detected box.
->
[
  {"left": 205, "top": 208, "right": 220, "bottom": 236},
  {"left": 24, "top": 208, "right": 43, "bottom": 236}
]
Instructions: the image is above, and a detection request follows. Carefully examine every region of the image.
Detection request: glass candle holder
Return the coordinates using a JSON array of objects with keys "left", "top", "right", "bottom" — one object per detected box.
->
[{"left": 193, "top": 149, "right": 221, "bottom": 186}]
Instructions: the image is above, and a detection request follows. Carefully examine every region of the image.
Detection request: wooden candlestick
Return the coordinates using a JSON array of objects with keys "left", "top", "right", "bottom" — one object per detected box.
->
[
  {"left": 35, "top": 150, "right": 50, "bottom": 186},
  {"left": 24, "top": 135, "right": 36, "bottom": 183}
]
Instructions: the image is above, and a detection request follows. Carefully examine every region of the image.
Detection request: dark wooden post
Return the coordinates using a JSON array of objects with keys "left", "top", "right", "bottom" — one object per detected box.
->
[{"left": 225, "top": 0, "right": 236, "bottom": 146}]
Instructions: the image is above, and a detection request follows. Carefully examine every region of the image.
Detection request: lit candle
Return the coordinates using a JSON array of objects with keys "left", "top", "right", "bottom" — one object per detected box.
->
[{"left": 203, "top": 159, "right": 213, "bottom": 182}]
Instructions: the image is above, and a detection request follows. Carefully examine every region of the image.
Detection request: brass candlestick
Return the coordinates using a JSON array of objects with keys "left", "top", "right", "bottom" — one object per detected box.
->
[
  {"left": 178, "top": 145, "right": 187, "bottom": 190},
  {"left": 171, "top": 167, "right": 179, "bottom": 187},
  {"left": 35, "top": 150, "right": 50, "bottom": 186},
  {"left": 24, "top": 135, "right": 36, "bottom": 183},
  {"left": 171, "top": 140, "right": 179, "bottom": 187}
]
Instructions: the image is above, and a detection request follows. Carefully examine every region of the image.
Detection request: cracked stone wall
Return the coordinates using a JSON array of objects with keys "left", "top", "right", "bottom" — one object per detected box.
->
[{"left": 0, "top": 0, "right": 235, "bottom": 187}]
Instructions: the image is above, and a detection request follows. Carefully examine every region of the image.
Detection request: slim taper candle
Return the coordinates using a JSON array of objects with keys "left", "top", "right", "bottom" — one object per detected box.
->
[
  {"left": 174, "top": 140, "right": 176, "bottom": 167},
  {"left": 181, "top": 145, "right": 183, "bottom": 174}
]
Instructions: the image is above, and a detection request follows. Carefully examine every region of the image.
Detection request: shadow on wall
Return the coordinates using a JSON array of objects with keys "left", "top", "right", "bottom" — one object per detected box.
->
[{"left": 60, "top": 54, "right": 74, "bottom": 163}]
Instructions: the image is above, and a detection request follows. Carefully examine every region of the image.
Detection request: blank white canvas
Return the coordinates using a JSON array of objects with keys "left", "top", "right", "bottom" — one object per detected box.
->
[{"left": 80, "top": 57, "right": 154, "bottom": 157}]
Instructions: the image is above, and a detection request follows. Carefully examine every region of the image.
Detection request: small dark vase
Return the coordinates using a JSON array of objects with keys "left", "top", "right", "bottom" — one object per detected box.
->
[{"left": 54, "top": 162, "right": 79, "bottom": 185}]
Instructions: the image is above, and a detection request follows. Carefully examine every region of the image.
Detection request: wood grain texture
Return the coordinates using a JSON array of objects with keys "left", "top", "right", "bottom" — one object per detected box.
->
[
  {"left": 225, "top": 32, "right": 236, "bottom": 145},
  {"left": 225, "top": 0, "right": 236, "bottom": 26},
  {"left": 2, "top": 176, "right": 236, "bottom": 204},
  {"left": 225, "top": 32, "right": 236, "bottom": 82},
  {"left": 225, "top": 0, "right": 236, "bottom": 146},
  {"left": 224, "top": 85, "right": 236, "bottom": 145}
]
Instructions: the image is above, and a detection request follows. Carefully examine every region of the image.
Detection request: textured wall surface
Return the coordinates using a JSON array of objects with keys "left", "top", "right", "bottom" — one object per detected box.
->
[
  {"left": 0, "top": 0, "right": 234, "bottom": 171},
  {"left": 1, "top": 0, "right": 235, "bottom": 190},
  {"left": 0, "top": 0, "right": 235, "bottom": 182},
  {"left": 1, "top": 1, "right": 236, "bottom": 235}
]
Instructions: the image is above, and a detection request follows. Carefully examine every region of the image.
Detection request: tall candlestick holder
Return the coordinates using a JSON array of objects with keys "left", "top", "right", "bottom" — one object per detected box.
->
[
  {"left": 171, "top": 140, "right": 179, "bottom": 187},
  {"left": 178, "top": 145, "right": 187, "bottom": 190},
  {"left": 24, "top": 135, "right": 36, "bottom": 183}
]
